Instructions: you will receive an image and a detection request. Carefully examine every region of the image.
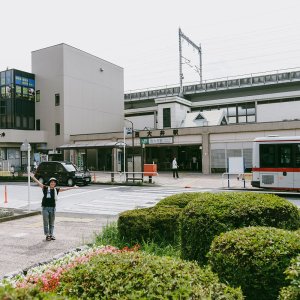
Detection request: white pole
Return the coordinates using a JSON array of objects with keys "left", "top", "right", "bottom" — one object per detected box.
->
[
  {"left": 123, "top": 127, "right": 126, "bottom": 176},
  {"left": 27, "top": 146, "right": 31, "bottom": 212}
]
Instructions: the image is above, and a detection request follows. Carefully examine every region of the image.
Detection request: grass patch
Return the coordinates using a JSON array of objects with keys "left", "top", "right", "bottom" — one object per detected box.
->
[{"left": 94, "top": 222, "right": 181, "bottom": 258}]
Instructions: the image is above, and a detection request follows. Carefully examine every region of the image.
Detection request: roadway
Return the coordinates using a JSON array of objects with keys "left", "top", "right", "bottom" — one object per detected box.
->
[{"left": 1, "top": 182, "right": 300, "bottom": 215}]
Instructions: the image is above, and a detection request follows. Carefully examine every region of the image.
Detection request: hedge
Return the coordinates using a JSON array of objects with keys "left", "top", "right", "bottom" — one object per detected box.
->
[
  {"left": 118, "top": 206, "right": 182, "bottom": 245},
  {"left": 156, "top": 192, "right": 201, "bottom": 208},
  {"left": 0, "top": 285, "right": 66, "bottom": 299},
  {"left": 208, "top": 226, "right": 300, "bottom": 300},
  {"left": 180, "top": 192, "right": 300, "bottom": 264},
  {"left": 56, "top": 251, "right": 243, "bottom": 299},
  {"left": 279, "top": 253, "right": 300, "bottom": 300}
]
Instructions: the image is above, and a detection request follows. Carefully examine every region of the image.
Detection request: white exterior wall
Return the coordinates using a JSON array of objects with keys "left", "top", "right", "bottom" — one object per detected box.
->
[
  {"left": 126, "top": 115, "right": 155, "bottom": 130},
  {"left": 257, "top": 101, "right": 300, "bottom": 122},
  {"left": 157, "top": 102, "right": 191, "bottom": 129},
  {"left": 32, "top": 45, "right": 64, "bottom": 150},
  {"left": 32, "top": 44, "right": 124, "bottom": 150}
]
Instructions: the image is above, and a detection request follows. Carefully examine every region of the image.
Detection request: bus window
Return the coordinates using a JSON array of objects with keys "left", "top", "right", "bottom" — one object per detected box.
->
[
  {"left": 296, "top": 144, "right": 300, "bottom": 167},
  {"left": 278, "top": 144, "right": 292, "bottom": 167},
  {"left": 260, "top": 144, "right": 276, "bottom": 167}
]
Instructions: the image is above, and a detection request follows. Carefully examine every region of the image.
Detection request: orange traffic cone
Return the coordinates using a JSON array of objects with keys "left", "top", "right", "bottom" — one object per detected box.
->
[{"left": 4, "top": 185, "right": 7, "bottom": 204}]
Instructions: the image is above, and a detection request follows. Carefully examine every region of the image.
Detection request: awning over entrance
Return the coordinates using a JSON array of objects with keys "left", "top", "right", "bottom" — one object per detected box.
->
[{"left": 58, "top": 141, "right": 127, "bottom": 149}]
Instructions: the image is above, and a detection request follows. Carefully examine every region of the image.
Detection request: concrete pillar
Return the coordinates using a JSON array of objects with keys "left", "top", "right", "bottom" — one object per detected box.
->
[
  {"left": 112, "top": 148, "right": 118, "bottom": 172},
  {"left": 202, "top": 133, "right": 210, "bottom": 174}
]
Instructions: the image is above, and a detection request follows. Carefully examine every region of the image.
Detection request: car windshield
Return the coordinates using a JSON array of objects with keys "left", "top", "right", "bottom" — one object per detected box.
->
[{"left": 64, "top": 163, "right": 77, "bottom": 172}]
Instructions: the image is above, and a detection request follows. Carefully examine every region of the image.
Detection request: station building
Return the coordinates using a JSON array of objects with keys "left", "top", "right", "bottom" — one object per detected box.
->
[
  {"left": 65, "top": 69, "right": 300, "bottom": 174},
  {"left": 1, "top": 43, "right": 300, "bottom": 174}
]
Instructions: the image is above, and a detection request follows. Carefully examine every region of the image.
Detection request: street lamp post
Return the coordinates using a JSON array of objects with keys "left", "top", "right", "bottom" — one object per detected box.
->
[
  {"left": 20, "top": 139, "right": 31, "bottom": 212},
  {"left": 124, "top": 119, "right": 135, "bottom": 180}
]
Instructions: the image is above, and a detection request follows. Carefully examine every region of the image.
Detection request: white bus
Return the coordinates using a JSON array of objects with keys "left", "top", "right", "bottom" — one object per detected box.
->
[{"left": 252, "top": 136, "right": 300, "bottom": 190}]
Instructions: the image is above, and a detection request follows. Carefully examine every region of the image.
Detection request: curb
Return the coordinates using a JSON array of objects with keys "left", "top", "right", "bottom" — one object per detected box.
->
[{"left": 0, "top": 210, "right": 40, "bottom": 223}]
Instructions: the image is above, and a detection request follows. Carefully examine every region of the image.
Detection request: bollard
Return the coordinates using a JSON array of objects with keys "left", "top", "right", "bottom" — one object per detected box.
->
[
  {"left": 4, "top": 185, "right": 7, "bottom": 204},
  {"left": 149, "top": 176, "right": 152, "bottom": 183},
  {"left": 93, "top": 172, "right": 96, "bottom": 182},
  {"left": 111, "top": 173, "right": 114, "bottom": 183}
]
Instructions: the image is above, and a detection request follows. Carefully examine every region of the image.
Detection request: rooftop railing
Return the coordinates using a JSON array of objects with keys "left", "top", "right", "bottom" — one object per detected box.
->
[{"left": 124, "top": 67, "right": 300, "bottom": 101}]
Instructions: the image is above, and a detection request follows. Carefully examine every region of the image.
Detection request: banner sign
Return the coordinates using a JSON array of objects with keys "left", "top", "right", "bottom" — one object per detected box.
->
[{"left": 140, "top": 137, "right": 173, "bottom": 145}]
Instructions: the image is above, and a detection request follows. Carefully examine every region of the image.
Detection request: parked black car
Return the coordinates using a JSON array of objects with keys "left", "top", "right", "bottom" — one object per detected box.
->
[{"left": 34, "top": 161, "right": 91, "bottom": 186}]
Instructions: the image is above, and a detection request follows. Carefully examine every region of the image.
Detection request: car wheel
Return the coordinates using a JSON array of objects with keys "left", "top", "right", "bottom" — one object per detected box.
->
[
  {"left": 67, "top": 178, "right": 74, "bottom": 186},
  {"left": 38, "top": 177, "right": 44, "bottom": 184}
]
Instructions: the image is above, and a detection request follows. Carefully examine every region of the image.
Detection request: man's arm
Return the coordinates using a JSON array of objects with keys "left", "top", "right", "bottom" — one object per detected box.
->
[
  {"left": 59, "top": 185, "right": 79, "bottom": 192},
  {"left": 30, "top": 173, "right": 44, "bottom": 188}
]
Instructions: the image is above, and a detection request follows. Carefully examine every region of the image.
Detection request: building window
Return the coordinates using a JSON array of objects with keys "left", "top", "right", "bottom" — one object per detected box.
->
[
  {"left": 163, "top": 108, "right": 171, "bottom": 128},
  {"left": 55, "top": 123, "right": 60, "bottom": 135},
  {"left": 36, "top": 119, "right": 40, "bottom": 130},
  {"left": 55, "top": 93, "right": 60, "bottom": 106},
  {"left": 36, "top": 90, "right": 40, "bottom": 102}
]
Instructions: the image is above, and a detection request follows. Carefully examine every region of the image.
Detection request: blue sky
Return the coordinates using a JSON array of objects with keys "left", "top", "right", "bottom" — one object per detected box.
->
[{"left": 1, "top": 0, "right": 299, "bottom": 91}]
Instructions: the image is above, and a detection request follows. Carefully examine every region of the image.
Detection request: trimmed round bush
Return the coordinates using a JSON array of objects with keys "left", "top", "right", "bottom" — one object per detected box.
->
[
  {"left": 208, "top": 226, "right": 300, "bottom": 300},
  {"left": 118, "top": 206, "right": 182, "bottom": 244},
  {"left": 156, "top": 192, "right": 201, "bottom": 208},
  {"left": 279, "top": 254, "right": 300, "bottom": 300},
  {"left": 57, "top": 251, "right": 243, "bottom": 299},
  {"left": 181, "top": 192, "right": 300, "bottom": 264}
]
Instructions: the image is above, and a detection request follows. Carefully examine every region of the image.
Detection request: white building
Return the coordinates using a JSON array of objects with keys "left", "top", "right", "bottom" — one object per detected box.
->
[{"left": 0, "top": 44, "right": 124, "bottom": 171}]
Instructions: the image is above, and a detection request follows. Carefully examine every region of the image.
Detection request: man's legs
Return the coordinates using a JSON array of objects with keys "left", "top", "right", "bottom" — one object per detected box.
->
[{"left": 48, "top": 207, "right": 56, "bottom": 236}]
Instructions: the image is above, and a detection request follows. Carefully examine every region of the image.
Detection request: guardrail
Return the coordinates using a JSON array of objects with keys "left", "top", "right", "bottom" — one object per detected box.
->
[{"left": 105, "top": 171, "right": 159, "bottom": 183}]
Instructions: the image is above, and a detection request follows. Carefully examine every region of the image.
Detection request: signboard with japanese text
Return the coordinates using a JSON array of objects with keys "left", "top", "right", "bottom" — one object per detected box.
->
[{"left": 140, "top": 137, "right": 173, "bottom": 145}]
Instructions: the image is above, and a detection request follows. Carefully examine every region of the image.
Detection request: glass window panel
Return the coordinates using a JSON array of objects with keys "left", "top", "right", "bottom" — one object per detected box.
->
[
  {"left": 296, "top": 144, "right": 300, "bottom": 167},
  {"left": 1, "top": 72, "right": 5, "bottom": 85},
  {"left": 29, "top": 117, "right": 34, "bottom": 129},
  {"left": 28, "top": 79, "right": 35, "bottom": 88},
  {"left": 23, "top": 87, "right": 29, "bottom": 98},
  {"left": 36, "top": 90, "right": 40, "bottom": 102},
  {"left": 22, "top": 116, "right": 28, "bottom": 128},
  {"left": 28, "top": 88, "right": 35, "bottom": 100},
  {"left": 5, "top": 71, "right": 12, "bottom": 85},
  {"left": 22, "top": 77, "right": 29, "bottom": 86},
  {"left": 15, "top": 76, "right": 22, "bottom": 85},
  {"left": 247, "top": 115, "right": 256, "bottom": 123},
  {"left": 228, "top": 106, "right": 236, "bottom": 116},
  {"left": 1, "top": 86, "right": 6, "bottom": 98},
  {"left": 16, "top": 85, "right": 22, "bottom": 98},
  {"left": 238, "top": 116, "right": 247, "bottom": 123},
  {"left": 5, "top": 86, "right": 12, "bottom": 98},
  {"left": 278, "top": 144, "right": 292, "bottom": 167},
  {"left": 228, "top": 116, "right": 237, "bottom": 124},
  {"left": 247, "top": 108, "right": 256, "bottom": 115},
  {"left": 238, "top": 105, "right": 247, "bottom": 115},
  {"left": 16, "top": 116, "right": 21, "bottom": 128},
  {"left": 260, "top": 144, "right": 276, "bottom": 167}
]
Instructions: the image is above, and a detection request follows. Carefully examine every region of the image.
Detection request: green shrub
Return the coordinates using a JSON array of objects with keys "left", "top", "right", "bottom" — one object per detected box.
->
[
  {"left": 118, "top": 206, "right": 182, "bottom": 245},
  {"left": 279, "top": 254, "right": 300, "bottom": 300},
  {"left": 0, "top": 208, "right": 14, "bottom": 219},
  {"left": 0, "top": 285, "right": 67, "bottom": 299},
  {"left": 181, "top": 192, "right": 300, "bottom": 264},
  {"left": 57, "top": 251, "right": 243, "bottom": 299},
  {"left": 95, "top": 222, "right": 181, "bottom": 257},
  {"left": 208, "top": 226, "right": 300, "bottom": 300},
  {"left": 156, "top": 192, "right": 201, "bottom": 208}
]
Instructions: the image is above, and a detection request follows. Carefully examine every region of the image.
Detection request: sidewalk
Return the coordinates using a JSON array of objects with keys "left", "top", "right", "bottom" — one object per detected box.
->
[
  {"left": 90, "top": 171, "right": 253, "bottom": 190},
  {"left": 0, "top": 212, "right": 117, "bottom": 279}
]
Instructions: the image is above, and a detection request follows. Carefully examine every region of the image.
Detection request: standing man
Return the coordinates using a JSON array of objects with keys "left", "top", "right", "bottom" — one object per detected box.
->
[
  {"left": 30, "top": 174, "right": 78, "bottom": 241},
  {"left": 172, "top": 157, "right": 179, "bottom": 179},
  {"left": 192, "top": 156, "right": 197, "bottom": 171}
]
